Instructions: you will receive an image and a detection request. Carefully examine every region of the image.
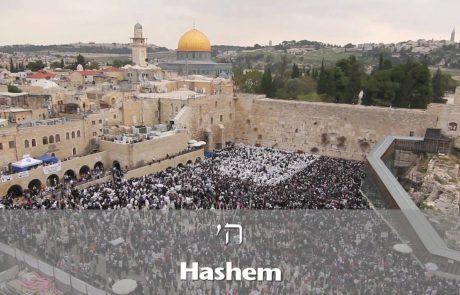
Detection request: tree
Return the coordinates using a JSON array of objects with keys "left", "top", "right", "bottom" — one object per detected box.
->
[
  {"left": 432, "top": 68, "right": 444, "bottom": 103},
  {"left": 76, "top": 54, "right": 86, "bottom": 67},
  {"left": 50, "top": 61, "right": 61, "bottom": 69},
  {"left": 9, "top": 58, "right": 16, "bottom": 73},
  {"left": 260, "top": 67, "right": 275, "bottom": 97},
  {"left": 60, "top": 58, "right": 65, "bottom": 68},
  {"left": 378, "top": 53, "right": 384, "bottom": 70},
  {"left": 27, "top": 60, "right": 45, "bottom": 71},
  {"left": 7, "top": 84, "right": 21, "bottom": 93},
  {"left": 291, "top": 63, "right": 300, "bottom": 79},
  {"left": 317, "top": 59, "right": 327, "bottom": 94}
]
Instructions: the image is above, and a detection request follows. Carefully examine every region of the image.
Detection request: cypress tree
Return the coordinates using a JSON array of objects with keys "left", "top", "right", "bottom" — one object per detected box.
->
[
  {"left": 291, "top": 63, "right": 300, "bottom": 78},
  {"left": 317, "top": 59, "right": 327, "bottom": 94},
  {"left": 260, "top": 67, "right": 274, "bottom": 98}
]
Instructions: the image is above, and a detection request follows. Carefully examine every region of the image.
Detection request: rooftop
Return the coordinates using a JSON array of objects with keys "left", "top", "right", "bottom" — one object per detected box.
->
[{"left": 137, "top": 90, "right": 205, "bottom": 100}]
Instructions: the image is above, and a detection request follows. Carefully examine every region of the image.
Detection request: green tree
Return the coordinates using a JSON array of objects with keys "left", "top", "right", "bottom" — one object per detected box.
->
[
  {"left": 260, "top": 67, "right": 275, "bottom": 97},
  {"left": 9, "top": 58, "right": 16, "bottom": 73},
  {"left": 317, "top": 59, "right": 327, "bottom": 94},
  {"left": 7, "top": 84, "right": 21, "bottom": 93},
  {"left": 432, "top": 68, "right": 444, "bottom": 103},
  {"left": 76, "top": 54, "right": 86, "bottom": 68},
  {"left": 291, "top": 63, "right": 300, "bottom": 78},
  {"left": 27, "top": 60, "right": 45, "bottom": 71},
  {"left": 60, "top": 58, "right": 65, "bottom": 68}
]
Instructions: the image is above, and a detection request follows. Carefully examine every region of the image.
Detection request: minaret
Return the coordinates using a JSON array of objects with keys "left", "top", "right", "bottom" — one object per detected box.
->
[
  {"left": 451, "top": 28, "right": 455, "bottom": 42},
  {"left": 131, "top": 23, "right": 148, "bottom": 67}
]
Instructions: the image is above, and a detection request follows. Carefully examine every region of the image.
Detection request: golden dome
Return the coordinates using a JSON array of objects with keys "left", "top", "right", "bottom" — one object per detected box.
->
[{"left": 177, "top": 28, "right": 211, "bottom": 52}]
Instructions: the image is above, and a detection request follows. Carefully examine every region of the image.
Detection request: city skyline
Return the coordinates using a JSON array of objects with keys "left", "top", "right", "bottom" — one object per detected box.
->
[{"left": 0, "top": 0, "right": 458, "bottom": 48}]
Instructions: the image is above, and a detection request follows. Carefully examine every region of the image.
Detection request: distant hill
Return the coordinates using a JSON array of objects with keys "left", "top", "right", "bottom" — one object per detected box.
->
[{"left": 0, "top": 44, "right": 170, "bottom": 54}]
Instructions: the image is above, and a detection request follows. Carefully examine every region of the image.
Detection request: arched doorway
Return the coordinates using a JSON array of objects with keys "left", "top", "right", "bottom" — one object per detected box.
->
[
  {"left": 7, "top": 185, "right": 23, "bottom": 198},
  {"left": 79, "top": 165, "right": 91, "bottom": 179},
  {"left": 94, "top": 162, "right": 104, "bottom": 177},
  {"left": 186, "top": 160, "right": 193, "bottom": 166},
  {"left": 47, "top": 174, "right": 59, "bottom": 187},
  {"left": 112, "top": 161, "right": 121, "bottom": 171},
  {"left": 177, "top": 163, "right": 184, "bottom": 168},
  {"left": 195, "top": 157, "right": 202, "bottom": 164},
  {"left": 64, "top": 169, "right": 76, "bottom": 182},
  {"left": 28, "top": 179, "right": 42, "bottom": 193},
  {"left": 94, "top": 161, "right": 104, "bottom": 171}
]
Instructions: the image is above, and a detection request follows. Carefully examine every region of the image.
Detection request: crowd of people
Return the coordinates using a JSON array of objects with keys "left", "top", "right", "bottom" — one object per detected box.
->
[
  {"left": 0, "top": 143, "right": 458, "bottom": 294},
  {"left": 0, "top": 143, "right": 367, "bottom": 210}
]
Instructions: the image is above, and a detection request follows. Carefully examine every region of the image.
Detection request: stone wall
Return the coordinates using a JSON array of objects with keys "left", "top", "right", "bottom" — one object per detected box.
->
[
  {"left": 99, "top": 130, "right": 188, "bottom": 170},
  {"left": 233, "top": 96, "right": 438, "bottom": 160}
]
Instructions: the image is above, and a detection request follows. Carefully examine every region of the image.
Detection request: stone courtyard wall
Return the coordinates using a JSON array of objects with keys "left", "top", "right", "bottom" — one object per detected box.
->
[{"left": 232, "top": 95, "right": 438, "bottom": 160}]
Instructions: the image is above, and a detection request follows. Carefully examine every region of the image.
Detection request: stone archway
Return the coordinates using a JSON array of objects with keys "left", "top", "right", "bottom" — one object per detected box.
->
[
  {"left": 79, "top": 165, "right": 91, "bottom": 178},
  {"left": 47, "top": 174, "right": 60, "bottom": 187},
  {"left": 64, "top": 169, "right": 77, "bottom": 182},
  {"left": 7, "top": 185, "right": 23, "bottom": 198},
  {"left": 28, "top": 179, "right": 42, "bottom": 193}
]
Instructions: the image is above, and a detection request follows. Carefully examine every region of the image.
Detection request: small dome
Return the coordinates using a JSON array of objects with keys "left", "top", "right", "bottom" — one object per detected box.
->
[
  {"left": 177, "top": 28, "right": 211, "bottom": 52},
  {"left": 134, "top": 22, "right": 142, "bottom": 30}
]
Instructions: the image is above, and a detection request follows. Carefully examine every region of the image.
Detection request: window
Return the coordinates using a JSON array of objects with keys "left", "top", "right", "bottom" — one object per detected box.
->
[
  {"left": 24, "top": 140, "right": 29, "bottom": 148},
  {"left": 448, "top": 122, "right": 457, "bottom": 131},
  {"left": 49, "top": 135, "right": 54, "bottom": 144},
  {"left": 215, "top": 101, "right": 218, "bottom": 108},
  {"left": 409, "top": 131, "right": 414, "bottom": 137},
  {"left": 43, "top": 136, "right": 48, "bottom": 145},
  {"left": 92, "top": 131, "right": 97, "bottom": 136},
  {"left": 220, "top": 115, "right": 223, "bottom": 122},
  {"left": 56, "top": 134, "right": 60, "bottom": 142},
  {"left": 71, "top": 131, "right": 75, "bottom": 139},
  {"left": 72, "top": 148, "right": 77, "bottom": 155},
  {"left": 66, "top": 132, "right": 69, "bottom": 140},
  {"left": 31, "top": 139, "right": 36, "bottom": 147},
  {"left": 92, "top": 121, "right": 95, "bottom": 125},
  {"left": 230, "top": 113, "right": 233, "bottom": 120},
  {"left": 99, "top": 120, "right": 102, "bottom": 124},
  {"left": 77, "top": 130, "right": 81, "bottom": 137},
  {"left": 0, "top": 143, "right": 2, "bottom": 150},
  {"left": 9, "top": 141, "right": 15, "bottom": 149},
  {"left": 211, "top": 117, "right": 213, "bottom": 124},
  {"left": 113, "top": 114, "right": 117, "bottom": 119}
]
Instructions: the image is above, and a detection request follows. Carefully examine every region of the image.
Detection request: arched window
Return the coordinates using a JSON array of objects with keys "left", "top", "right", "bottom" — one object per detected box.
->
[
  {"left": 66, "top": 132, "right": 69, "bottom": 140},
  {"left": 42, "top": 136, "right": 48, "bottom": 145},
  {"left": 24, "top": 140, "right": 29, "bottom": 148},
  {"left": 56, "top": 134, "right": 60, "bottom": 142},
  {"left": 49, "top": 135, "right": 54, "bottom": 144},
  {"left": 448, "top": 122, "right": 457, "bottom": 131},
  {"left": 77, "top": 130, "right": 81, "bottom": 137},
  {"left": 71, "top": 131, "right": 75, "bottom": 139},
  {"left": 72, "top": 147, "right": 77, "bottom": 155},
  {"left": 211, "top": 117, "right": 214, "bottom": 124},
  {"left": 31, "top": 139, "right": 36, "bottom": 147}
]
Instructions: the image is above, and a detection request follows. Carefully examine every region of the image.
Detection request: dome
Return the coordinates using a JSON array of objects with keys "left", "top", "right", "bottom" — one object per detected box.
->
[
  {"left": 177, "top": 29, "right": 211, "bottom": 52},
  {"left": 134, "top": 22, "right": 142, "bottom": 30}
]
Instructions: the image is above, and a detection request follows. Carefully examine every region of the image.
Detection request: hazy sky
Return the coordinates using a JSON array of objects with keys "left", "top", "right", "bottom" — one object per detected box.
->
[{"left": 0, "top": 0, "right": 458, "bottom": 48}]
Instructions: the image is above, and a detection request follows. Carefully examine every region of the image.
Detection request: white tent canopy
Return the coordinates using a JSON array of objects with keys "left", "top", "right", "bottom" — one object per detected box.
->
[
  {"left": 425, "top": 262, "right": 439, "bottom": 272},
  {"left": 392, "top": 243, "right": 413, "bottom": 254},
  {"left": 112, "top": 279, "right": 137, "bottom": 295},
  {"left": 12, "top": 155, "right": 42, "bottom": 168},
  {"left": 191, "top": 141, "right": 207, "bottom": 147},
  {"left": 109, "top": 238, "right": 125, "bottom": 246}
]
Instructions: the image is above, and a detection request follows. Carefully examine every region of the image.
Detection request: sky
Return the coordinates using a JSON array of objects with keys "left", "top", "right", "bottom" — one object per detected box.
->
[{"left": 0, "top": 0, "right": 458, "bottom": 48}]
